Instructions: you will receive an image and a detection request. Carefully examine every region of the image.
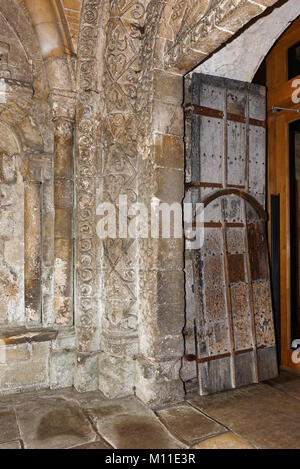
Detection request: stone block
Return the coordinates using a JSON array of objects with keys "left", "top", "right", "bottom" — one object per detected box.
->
[
  {"left": 167, "top": 48, "right": 207, "bottom": 75},
  {"left": 135, "top": 358, "right": 185, "bottom": 406},
  {"left": 0, "top": 339, "right": 52, "bottom": 394},
  {"left": 98, "top": 352, "right": 136, "bottom": 399},
  {"left": 54, "top": 179, "right": 73, "bottom": 209},
  {"left": 25, "top": 278, "right": 41, "bottom": 323},
  {"left": 42, "top": 181, "right": 54, "bottom": 212},
  {"left": 157, "top": 271, "right": 185, "bottom": 305},
  {"left": 0, "top": 405, "right": 19, "bottom": 444},
  {"left": 153, "top": 70, "right": 183, "bottom": 105},
  {"left": 86, "top": 396, "right": 186, "bottom": 449},
  {"left": 193, "top": 432, "right": 254, "bottom": 449},
  {"left": 42, "top": 211, "right": 54, "bottom": 238},
  {"left": 217, "top": 2, "right": 263, "bottom": 35},
  {"left": 54, "top": 209, "right": 72, "bottom": 239},
  {"left": 146, "top": 238, "right": 184, "bottom": 271},
  {"left": 42, "top": 236, "right": 54, "bottom": 266},
  {"left": 50, "top": 349, "right": 75, "bottom": 389},
  {"left": 0, "top": 153, "right": 16, "bottom": 182},
  {"left": 188, "top": 384, "right": 300, "bottom": 449},
  {"left": 0, "top": 343, "right": 31, "bottom": 362},
  {"left": 155, "top": 167, "right": 184, "bottom": 204},
  {"left": 74, "top": 353, "right": 99, "bottom": 393},
  {"left": 0, "top": 209, "right": 14, "bottom": 239},
  {"left": 0, "top": 440, "right": 21, "bottom": 449},
  {"left": 54, "top": 237, "right": 72, "bottom": 262},
  {"left": 153, "top": 100, "right": 184, "bottom": 136},
  {"left": 52, "top": 329, "right": 76, "bottom": 351},
  {"left": 0, "top": 355, "right": 49, "bottom": 393},
  {"left": 153, "top": 133, "right": 184, "bottom": 170},
  {"left": 193, "top": 29, "right": 233, "bottom": 56},
  {"left": 15, "top": 395, "right": 96, "bottom": 449},
  {"left": 54, "top": 296, "right": 73, "bottom": 326},
  {"left": 72, "top": 439, "right": 112, "bottom": 449},
  {"left": 156, "top": 404, "right": 225, "bottom": 446},
  {"left": 4, "top": 240, "right": 24, "bottom": 267}
]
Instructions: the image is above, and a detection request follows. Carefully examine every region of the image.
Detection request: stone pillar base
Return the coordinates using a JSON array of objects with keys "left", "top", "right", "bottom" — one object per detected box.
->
[
  {"left": 135, "top": 357, "right": 185, "bottom": 407},
  {"left": 98, "top": 352, "right": 136, "bottom": 399}
]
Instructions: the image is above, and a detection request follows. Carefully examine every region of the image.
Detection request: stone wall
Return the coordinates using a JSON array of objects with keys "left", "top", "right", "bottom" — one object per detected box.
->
[
  {"left": 0, "top": 0, "right": 288, "bottom": 404},
  {"left": 0, "top": 0, "right": 75, "bottom": 394}
]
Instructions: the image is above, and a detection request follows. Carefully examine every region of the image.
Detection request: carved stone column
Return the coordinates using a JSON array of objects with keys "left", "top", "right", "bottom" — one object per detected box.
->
[
  {"left": 50, "top": 91, "right": 76, "bottom": 327},
  {"left": 97, "top": 0, "right": 151, "bottom": 399},
  {"left": 74, "top": 0, "right": 103, "bottom": 392}
]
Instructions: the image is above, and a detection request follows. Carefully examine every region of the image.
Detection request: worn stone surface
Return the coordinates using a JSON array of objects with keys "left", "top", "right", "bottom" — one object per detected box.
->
[
  {"left": 0, "top": 405, "right": 19, "bottom": 444},
  {"left": 0, "top": 382, "right": 299, "bottom": 448},
  {"left": 194, "top": 432, "right": 255, "bottom": 450},
  {"left": 156, "top": 404, "right": 226, "bottom": 446},
  {"left": 189, "top": 384, "right": 300, "bottom": 449},
  {"left": 267, "top": 370, "right": 300, "bottom": 401},
  {"left": 15, "top": 396, "right": 96, "bottom": 450},
  {"left": 72, "top": 439, "right": 112, "bottom": 450},
  {"left": 0, "top": 440, "right": 22, "bottom": 449},
  {"left": 0, "top": 123, "right": 25, "bottom": 328},
  {"left": 0, "top": 342, "right": 50, "bottom": 394},
  {"left": 0, "top": 328, "right": 58, "bottom": 345},
  {"left": 86, "top": 396, "right": 186, "bottom": 449}
]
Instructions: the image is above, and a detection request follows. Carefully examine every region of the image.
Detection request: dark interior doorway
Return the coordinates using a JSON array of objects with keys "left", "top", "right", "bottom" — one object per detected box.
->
[{"left": 290, "top": 120, "right": 300, "bottom": 341}]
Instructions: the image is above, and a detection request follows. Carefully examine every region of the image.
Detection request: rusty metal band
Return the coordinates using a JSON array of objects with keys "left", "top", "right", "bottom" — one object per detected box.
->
[
  {"left": 184, "top": 104, "right": 266, "bottom": 128},
  {"left": 184, "top": 347, "right": 255, "bottom": 364}
]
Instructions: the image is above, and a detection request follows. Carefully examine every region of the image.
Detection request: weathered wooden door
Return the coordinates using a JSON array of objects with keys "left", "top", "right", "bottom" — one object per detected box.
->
[{"left": 185, "top": 73, "right": 278, "bottom": 395}]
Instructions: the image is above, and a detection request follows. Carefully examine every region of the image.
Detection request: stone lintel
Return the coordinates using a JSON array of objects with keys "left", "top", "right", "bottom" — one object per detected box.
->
[{"left": 0, "top": 328, "right": 58, "bottom": 346}]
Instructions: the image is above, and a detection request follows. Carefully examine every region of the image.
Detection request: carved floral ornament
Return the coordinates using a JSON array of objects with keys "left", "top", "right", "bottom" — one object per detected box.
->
[{"left": 166, "top": 0, "right": 246, "bottom": 67}]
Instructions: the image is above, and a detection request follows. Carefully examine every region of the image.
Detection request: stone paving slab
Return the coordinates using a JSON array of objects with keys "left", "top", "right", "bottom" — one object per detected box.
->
[
  {"left": 72, "top": 439, "right": 113, "bottom": 449},
  {"left": 86, "top": 396, "right": 187, "bottom": 449},
  {"left": 15, "top": 396, "right": 97, "bottom": 449},
  {"left": 0, "top": 440, "right": 22, "bottom": 449},
  {"left": 4, "top": 386, "right": 109, "bottom": 410},
  {"left": 266, "top": 370, "right": 300, "bottom": 401},
  {"left": 189, "top": 384, "right": 300, "bottom": 449},
  {"left": 193, "top": 432, "right": 255, "bottom": 449},
  {"left": 0, "top": 405, "right": 19, "bottom": 444},
  {"left": 156, "top": 404, "right": 226, "bottom": 446}
]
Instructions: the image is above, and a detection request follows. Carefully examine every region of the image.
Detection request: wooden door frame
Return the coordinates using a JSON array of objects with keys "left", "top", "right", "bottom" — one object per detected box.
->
[{"left": 267, "top": 16, "right": 300, "bottom": 372}]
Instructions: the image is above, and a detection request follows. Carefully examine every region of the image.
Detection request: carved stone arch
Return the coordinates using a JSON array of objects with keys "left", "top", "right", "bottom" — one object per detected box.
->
[
  {"left": 161, "top": 0, "right": 279, "bottom": 74},
  {"left": 0, "top": 1, "right": 53, "bottom": 154},
  {"left": 0, "top": 0, "right": 49, "bottom": 94},
  {"left": 196, "top": 0, "right": 300, "bottom": 82}
]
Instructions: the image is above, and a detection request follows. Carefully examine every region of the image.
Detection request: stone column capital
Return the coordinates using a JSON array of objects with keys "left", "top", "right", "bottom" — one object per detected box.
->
[{"left": 49, "top": 90, "right": 76, "bottom": 122}]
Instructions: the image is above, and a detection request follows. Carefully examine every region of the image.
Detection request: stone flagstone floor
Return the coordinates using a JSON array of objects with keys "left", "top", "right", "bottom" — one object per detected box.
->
[{"left": 0, "top": 371, "right": 299, "bottom": 449}]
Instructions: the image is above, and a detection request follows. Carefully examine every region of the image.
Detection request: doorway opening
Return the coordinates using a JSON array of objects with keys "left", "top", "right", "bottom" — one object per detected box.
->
[
  {"left": 290, "top": 120, "right": 300, "bottom": 342},
  {"left": 248, "top": 15, "right": 300, "bottom": 372}
]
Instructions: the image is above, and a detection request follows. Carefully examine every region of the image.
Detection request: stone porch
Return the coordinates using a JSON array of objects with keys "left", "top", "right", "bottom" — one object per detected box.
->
[{"left": 0, "top": 370, "right": 299, "bottom": 450}]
